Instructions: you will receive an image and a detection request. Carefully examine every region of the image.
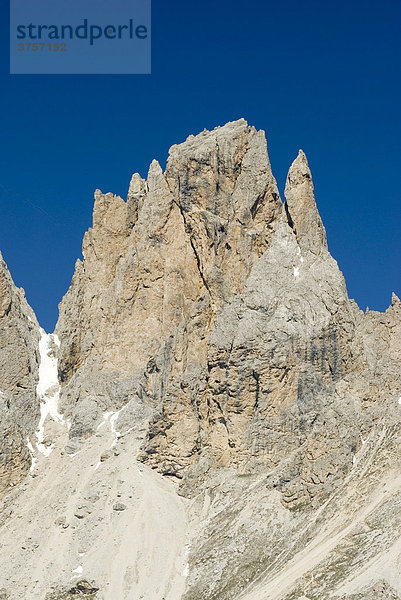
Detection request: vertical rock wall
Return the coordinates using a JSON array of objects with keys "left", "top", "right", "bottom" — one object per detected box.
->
[{"left": 0, "top": 252, "right": 40, "bottom": 493}]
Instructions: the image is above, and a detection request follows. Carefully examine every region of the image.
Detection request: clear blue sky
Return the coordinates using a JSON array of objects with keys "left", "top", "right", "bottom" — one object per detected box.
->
[{"left": 1, "top": 0, "right": 400, "bottom": 331}]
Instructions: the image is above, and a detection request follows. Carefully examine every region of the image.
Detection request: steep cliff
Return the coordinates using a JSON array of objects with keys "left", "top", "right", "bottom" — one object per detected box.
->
[
  {"left": 56, "top": 120, "right": 400, "bottom": 504},
  {"left": 0, "top": 120, "right": 400, "bottom": 600},
  {"left": 0, "top": 252, "right": 40, "bottom": 493}
]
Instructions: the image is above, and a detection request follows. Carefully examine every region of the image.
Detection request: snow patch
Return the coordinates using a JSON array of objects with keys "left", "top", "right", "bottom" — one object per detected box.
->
[
  {"left": 96, "top": 411, "right": 114, "bottom": 431},
  {"left": 182, "top": 563, "right": 189, "bottom": 577},
  {"left": 35, "top": 329, "right": 64, "bottom": 456},
  {"left": 93, "top": 407, "right": 127, "bottom": 462},
  {"left": 293, "top": 267, "right": 300, "bottom": 278},
  {"left": 296, "top": 247, "right": 304, "bottom": 263},
  {"left": 93, "top": 409, "right": 124, "bottom": 468},
  {"left": 26, "top": 438, "right": 37, "bottom": 471},
  {"left": 398, "top": 396, "right": 401, "bottom": 406},
  {"left": 110, "top": 409, "right": 123, "bottom": 448},
  {"left": 121, "top": 425, "right": 136, "bottom": 437},
  {"left": 181, "top": 544, "right": 191, "bottom": 578},
  {"left": 72, "top": 565, "right": 83, "bottom": 576}
]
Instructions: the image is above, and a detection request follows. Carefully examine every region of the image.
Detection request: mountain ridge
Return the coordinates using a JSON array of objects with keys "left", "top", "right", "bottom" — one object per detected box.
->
[{"left": 0, "top": 119, "right": 400, "bottom": 600}]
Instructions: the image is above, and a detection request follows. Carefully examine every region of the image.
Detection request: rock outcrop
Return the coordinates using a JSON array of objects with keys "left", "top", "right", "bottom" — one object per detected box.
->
[
  {"left": 0, "top": 120, "right": 400, "bottom": 600},
  {"left": 55, "top": 120, "right": 283, "bottom": 469},
  {"left": 56, "top": 120, "right": 400, "bottom": 500},
  {"left": 0, "top": 252, "right": 40, "bottom": 493}
]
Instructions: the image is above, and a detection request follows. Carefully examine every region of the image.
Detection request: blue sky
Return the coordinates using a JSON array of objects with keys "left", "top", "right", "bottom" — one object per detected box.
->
[{"left": 0, "top": 0, "right": 400, "bottom": 331}]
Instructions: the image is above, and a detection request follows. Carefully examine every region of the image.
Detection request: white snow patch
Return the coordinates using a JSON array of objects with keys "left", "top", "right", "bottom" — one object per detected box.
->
[
  {"left": 0, "top": 389, "right": 4, "bottom": 397},
  {"left": 398, "top": 396, "right": 401, "bottom": 406},
  {"left": 72, "top": 565, "right": 83, "bottom": 576},
  {"left": 93, "top": 409, "right": 124, "bottom": 467},
  {"left": 293, "top": 267, "right": 300, "bottom": 278},
  {"left": 94, "top": 407, "right": 127, "bottom": 455},
  {"left": 182, "top": 544, "right": 190, "bottom": 576},
  {"left": 120, "top": 425, "right": 136, "bottom": 437},
  {"left": 182, "top": 563, "right": 189, "bottom": 577},
  {"left": 35, "top": 329, "right": 64, "bottom": 456},
  {"left": 26, "top": 438, "right": 37, "bottom": 471},
  {"left": 110, "top": 409, "right": 123, "bottom": 448},
  {"left": 96, "top": 411, "right": 114, "bottom": 431},
  {"left": 296, "top": 247, "right": 304, "bottom": 263}
]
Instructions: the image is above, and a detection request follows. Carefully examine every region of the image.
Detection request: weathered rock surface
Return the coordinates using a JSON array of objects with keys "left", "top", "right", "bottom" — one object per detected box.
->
[
  {"left": 56, "top": 120, "right": 283, "bottom": 472},
  {"left": 0, "top": 120, "right": 400, "bottom": 599},
  {"left": 0, "top": 252, "right": 40, "bottom": 493},
  {"left": 343, "top": 581, "right": 401, "bottom": 599},
  {"left": 56, "top": 120, "right": 400, "bottom": 495}
]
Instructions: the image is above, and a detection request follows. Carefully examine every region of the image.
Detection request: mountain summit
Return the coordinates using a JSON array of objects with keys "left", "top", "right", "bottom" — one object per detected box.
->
[{"left": 0, "top": 120, "right": 400, "bottom": 600}]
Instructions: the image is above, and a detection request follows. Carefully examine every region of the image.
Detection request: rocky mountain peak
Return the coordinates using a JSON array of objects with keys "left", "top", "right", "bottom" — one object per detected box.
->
[
  {"left": 284, "top": 148, "right": 328, "bottom": 255},
  {"left": 392, "top": 291, "right": 401, "bottom": 308},
  {"left": 0, "top": 121, "right": 400, "bottom": 600}
]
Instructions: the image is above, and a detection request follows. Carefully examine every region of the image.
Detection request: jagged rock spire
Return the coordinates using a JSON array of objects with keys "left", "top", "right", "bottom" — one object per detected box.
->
[
  {"left": 1, "top": 121, "right": 401, "bottom": 600},
  {"left": 127, "top": 172, "right": 147, "bottom": 228},
  {"left": 284, "top": 149, "right": 328, "bottom": 256}
]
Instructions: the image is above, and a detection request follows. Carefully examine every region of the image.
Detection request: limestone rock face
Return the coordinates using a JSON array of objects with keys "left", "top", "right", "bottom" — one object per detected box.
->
[
  {"left": 0, "top": 252, "right": 40, "bottom": 493},
  {"left": 52, "top": 121, "right": 401, "bottom": 600},
  {"left": 56, "top": 121, "right": 400, "bottom": 505},
  {"left": 165, "top": 120, "right": 282, "bottom": 304},
  {"left": 56, "top": 120, "right": 283, "bottom": 470},
  {"left": 0, "top": 120, "right": 400, "bottom": 600},
  {"left": 284, "top": 149, "right": 328, "bottom": 255},
  {"left": 343, "top": 581, "right": 401, "bottom": 600}
]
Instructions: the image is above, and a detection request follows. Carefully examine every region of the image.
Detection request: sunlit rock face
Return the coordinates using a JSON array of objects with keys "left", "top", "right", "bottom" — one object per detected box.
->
[
  {"left": 56, "top": 119, "right": 400, "bottom": 500},
  {"left": 0, "top": 121, "right": 400, "bottom": 600}
]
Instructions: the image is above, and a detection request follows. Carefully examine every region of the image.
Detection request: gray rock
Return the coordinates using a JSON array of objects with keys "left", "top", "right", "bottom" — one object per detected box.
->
[
  {"left": 0, "top": 252, "right": 41, "bottom": 494},
  {"left": 1, "top": 120, "right": 400, "bottom": 600}
]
